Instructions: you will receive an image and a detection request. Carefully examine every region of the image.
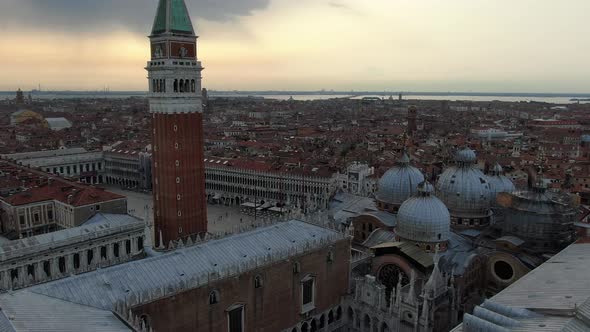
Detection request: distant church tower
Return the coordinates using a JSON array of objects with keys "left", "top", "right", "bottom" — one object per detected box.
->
[
  {"left": 407, "top": 105, "right": 417, "bottom": 134},
  {"left": 15, "top": 89, "right": 24, "bottom": 105},
  {"left": 147, "top": 0, "right": 207, "bottom": 245}
]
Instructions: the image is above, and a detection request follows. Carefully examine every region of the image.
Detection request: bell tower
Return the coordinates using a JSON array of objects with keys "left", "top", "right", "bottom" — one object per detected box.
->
[{"left": 147, "top": 0, "right": 207, "bottom": 245}]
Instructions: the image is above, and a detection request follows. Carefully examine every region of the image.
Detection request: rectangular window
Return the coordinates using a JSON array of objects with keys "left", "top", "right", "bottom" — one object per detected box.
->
[
  {"left": 95, "top": 205, "right": 101, "bottom": 211},
  {"left": 228, "top": 306, "right": 244, "bottom": 332},
  {"left": 19, "top": 215, "right": 25, "bottom": 226},
  {"left": 47, "top": 210, "right": 53, "bottom": 220},
  {"left": 302, "top": 278, "right": 315, "bottom": 311}
]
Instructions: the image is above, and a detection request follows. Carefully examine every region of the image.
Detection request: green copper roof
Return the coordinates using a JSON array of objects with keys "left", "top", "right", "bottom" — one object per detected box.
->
[{"left": 151, "top": 0, "right": 195, "bottom": 35}]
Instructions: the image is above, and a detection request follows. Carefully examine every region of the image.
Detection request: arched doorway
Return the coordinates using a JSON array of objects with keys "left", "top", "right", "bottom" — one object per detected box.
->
[{"left": 378, "top": 264, "right": 410, "bottom": 305}]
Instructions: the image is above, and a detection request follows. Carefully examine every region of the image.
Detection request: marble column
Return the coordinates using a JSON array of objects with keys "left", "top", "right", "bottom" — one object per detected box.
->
[
  {"left": 50, "top": 258, "right": 59, "bottom": 278},
  {"left": 80, "top": 249, "right": 88, "bottom": 271}
]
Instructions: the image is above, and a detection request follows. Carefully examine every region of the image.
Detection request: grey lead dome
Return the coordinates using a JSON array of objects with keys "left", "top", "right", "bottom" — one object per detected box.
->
[
  {"left": 487, "top": 163, "right": 516, "bottom": 202},
  {"left": 396, "top": 181, "right": 451, "bottom": 243},
  {"left": 376, "top": 152, "right": 425, "bottom": 207},
  {"left": 436, "top": 148, "right": 492, "bottom": 217}
]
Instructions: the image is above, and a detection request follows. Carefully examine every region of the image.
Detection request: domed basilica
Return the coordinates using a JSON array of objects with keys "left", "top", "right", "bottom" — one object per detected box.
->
[{"left": 342, "top": 144, "right": 578, "bottom": 331}]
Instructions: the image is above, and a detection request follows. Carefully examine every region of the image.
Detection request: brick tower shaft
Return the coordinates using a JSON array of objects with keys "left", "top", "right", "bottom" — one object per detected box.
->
[{"left": 147, "top": 0, "right": 207, "bottom": 245}]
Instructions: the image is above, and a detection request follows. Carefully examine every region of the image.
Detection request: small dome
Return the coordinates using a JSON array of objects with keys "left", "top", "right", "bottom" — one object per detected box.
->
[
  {"left": 376, "top": 152, "right": 425, "bottom": 207},
  {"left": 455, "top": 148, "right": 477, "bottom": 164},
  {"left": 487, "top": 163, "right": 515, "bottom": 201},
  {"left": 436, "top": 149, "right": 492, "bottom": 217},
  {"left": 397, "top": 181, "right": 451, "bottom": 243},
  {"left": 487, "top": 175, "right": 516, "bottom": 198}
]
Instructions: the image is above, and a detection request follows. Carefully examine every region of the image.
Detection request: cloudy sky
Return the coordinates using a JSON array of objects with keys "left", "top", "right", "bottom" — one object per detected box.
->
[{"left": 1, "top": 0, "right": 589, "bottom": 92}]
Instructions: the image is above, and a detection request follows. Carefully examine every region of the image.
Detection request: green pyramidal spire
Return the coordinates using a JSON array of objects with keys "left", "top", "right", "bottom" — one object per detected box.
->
[{"left": 151, "top": 0, "right": 195, "bottom": 36}]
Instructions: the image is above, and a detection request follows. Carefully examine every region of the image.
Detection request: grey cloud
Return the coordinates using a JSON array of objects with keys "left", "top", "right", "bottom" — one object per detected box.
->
[
  {"left": 328, "top": 1, "right": 348, "bottom": 9},
  {"left": 0, "top": 0, "right": 270, "bottom": 33}
]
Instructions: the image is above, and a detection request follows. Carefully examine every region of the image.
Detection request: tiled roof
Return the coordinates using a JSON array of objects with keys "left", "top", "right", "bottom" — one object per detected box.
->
[{"left": 2, "top": 181, "right": 124, "bottom": 207}]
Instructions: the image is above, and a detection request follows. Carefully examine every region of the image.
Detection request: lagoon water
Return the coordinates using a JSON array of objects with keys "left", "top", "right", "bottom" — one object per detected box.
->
[{"left": 0, "top": 91, "right": 588, "bottom": 104}]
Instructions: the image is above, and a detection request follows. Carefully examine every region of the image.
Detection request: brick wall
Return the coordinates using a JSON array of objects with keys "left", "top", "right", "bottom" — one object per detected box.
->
[{"left": 133, "top": 238, "right": 350, "bottom": 331}]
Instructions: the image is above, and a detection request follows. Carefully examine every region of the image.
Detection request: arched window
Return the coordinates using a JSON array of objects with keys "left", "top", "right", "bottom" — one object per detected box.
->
[
  {"left": 174, "top": 79, "right": 178, "bottom": 92},
  {"left": 179, "top": 79, "right": 184, "bottom": 92},
  {"left": 152, "top": 79, "right": 156, "bottom": 92},
  {"left": 310, "top": 319, "right": 317, "bottom": 332},
  {"left": 336, "top": 306, "right": 342, "bottom": 320},
  {"left": 364, "top": 314, "right": 371, "bottom": 329},
  {"left": 328, "top": 310, "right": 334, "bottom": 323},
  {"left": 162, "top": 79, "right": 166, "bottom": 92},
  {"left": 293, "top": 262, "right": 301, "bottom": 274},
  {"left": 254, "top": 275, "right": 263, "bottom": 288},
  {"left": 140, "top": 315, "right": 150, "bottom": 330},
  {"left": 209, "top": 290, "right": 219, "bottom": 304},
  {"left": 327, "top": 251, "right": 334, "bottom": 263},
  {"left": 191, "top": 79, "right": 196, "bottom": 92},
  {"left": 319, "top": 315, "right": 325, "bottom": 328},
  {"left": 301, "top": 322, "right": 309, "bottom": 332},
  {"left": 185, "top": 79, "right": 190, "bottom": 93}
]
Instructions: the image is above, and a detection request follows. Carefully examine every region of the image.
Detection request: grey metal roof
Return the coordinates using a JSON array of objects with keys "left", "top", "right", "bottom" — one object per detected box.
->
[
  {"left": 0, "top": 291, "right": 131, "bottom": 331},
  {"left": 492, "top": 243, "right": 590, "bottom": 311},
  {"left": 436, "top": 163, "right": 492, "bottom": 217},
  {"left": 329, "top": 192, "right": 377, "bottom": 224},
  {"left": 0, "top": 214, "right": 143, "bottom": 261},
  {"left": 27, "top": 220, "right": 344, "bottom": 311},
  {"left": 451, "top": 243, "right": 590, "bottom": 332},
  {"left": 372, "top": 241, "right": 434, "bottom": 269},
  {"left": 487, "top": 173, "right": 516, "bottom": 200},
  {"left": 396, "top": 183, "right": 451, "bottom": 243},
  {"left": 0, "top": 311, "right": 15, "bottom": 332},
  {"left": 376, "top": 154, "right": 425, "bottom": 206},
  {"left": 456, "top": 148, "right": 477, "bottom": 164},
  {"left": 363, "top": 210, "right": 397, "bottom": 227},
  {"left": 495, "top": 236, "right": 525, "bottom": 247},
  {"left": 438, "top": 232, "right": 478, "bottom": 275},
  {"left": 45, "top": 117, "right": 72, "bottom": 130},
  {"left": 362, "top": 229, "right": 396, "bottom": 248}
]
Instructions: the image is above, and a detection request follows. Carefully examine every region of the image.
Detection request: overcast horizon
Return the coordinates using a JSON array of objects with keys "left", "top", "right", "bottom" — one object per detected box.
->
[{"left": 1, "top": 0, "right": 589, "bottom": 93}]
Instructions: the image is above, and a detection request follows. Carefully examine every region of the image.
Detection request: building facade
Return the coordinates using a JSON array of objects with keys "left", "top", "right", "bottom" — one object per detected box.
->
[
  {"left": 0, "top": 213, "right": 146, "bottom": 291},
  {"left": 2, "top": 148, "right": 105, "bottom": 184},
  {"left": 104, "top": 147, "right": 152, "bottom": 191},
  {"left": 205, "top": 160, "right": 336, "bottom": 212}
]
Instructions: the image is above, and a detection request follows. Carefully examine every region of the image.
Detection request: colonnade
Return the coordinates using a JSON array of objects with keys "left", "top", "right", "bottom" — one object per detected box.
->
[{"left": 0, "top": 234, "right": 145, "bottom": 290}]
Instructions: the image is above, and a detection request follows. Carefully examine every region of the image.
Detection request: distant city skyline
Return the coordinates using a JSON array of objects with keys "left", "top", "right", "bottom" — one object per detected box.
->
[{"left": 1, "top": 0, "right": 589, "bottom": 92}]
